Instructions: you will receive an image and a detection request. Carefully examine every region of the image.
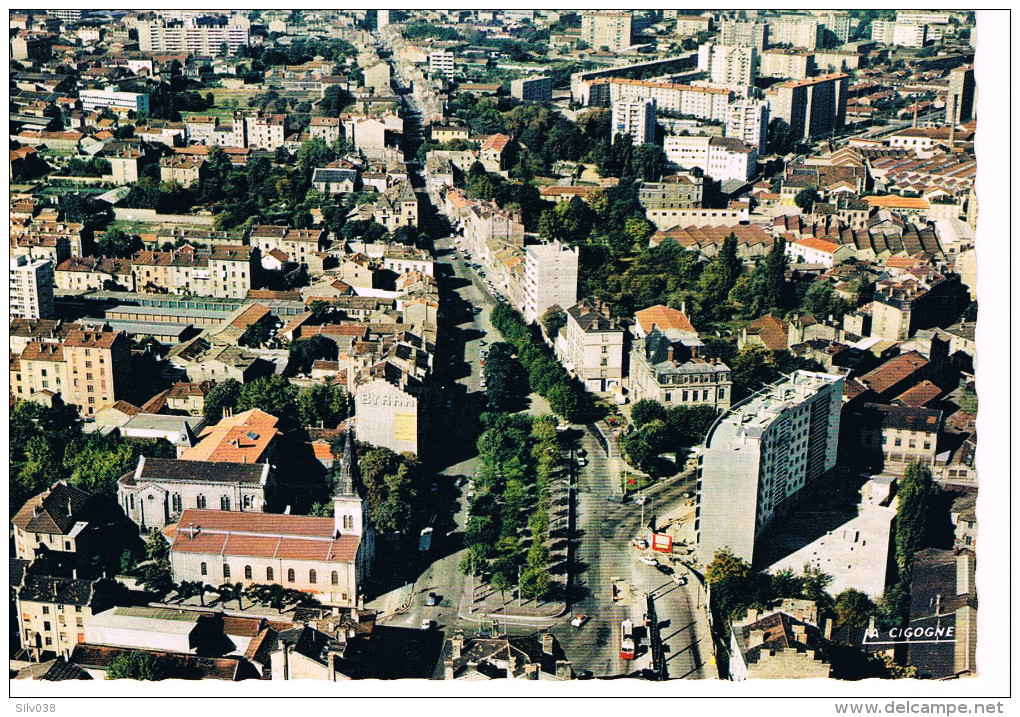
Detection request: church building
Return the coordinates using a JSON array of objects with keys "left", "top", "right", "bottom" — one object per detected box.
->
[{"left": 166, "top": 430, "right": 375, "bottom": 608}]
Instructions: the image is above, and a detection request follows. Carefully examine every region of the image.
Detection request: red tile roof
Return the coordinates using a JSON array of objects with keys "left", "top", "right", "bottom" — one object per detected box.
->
[
  {"left": 171, "top": 509, "right": 358, "bottom": 563},
  {"left": 634, "top": 305, "right": 696, "bottom": 335}
]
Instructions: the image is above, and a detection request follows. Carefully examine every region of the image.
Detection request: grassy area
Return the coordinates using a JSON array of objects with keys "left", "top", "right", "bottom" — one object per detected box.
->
[{"left": 957, "top": 388, "right": 978, "bottom": 414}]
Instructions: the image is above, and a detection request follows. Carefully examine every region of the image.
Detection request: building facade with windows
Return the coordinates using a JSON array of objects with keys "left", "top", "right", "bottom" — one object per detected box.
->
[
  {"left": 118, "top": 457, "right": 273, "bottom": 531},
  {"left": 557, "top": 299, "right": 626, "bottom": 393},
  {"left": 10, "top": 254, "right": 55, "bottom": 320},
  {"left": 696, "top": 370, "right": 844, "bottom": 565}
]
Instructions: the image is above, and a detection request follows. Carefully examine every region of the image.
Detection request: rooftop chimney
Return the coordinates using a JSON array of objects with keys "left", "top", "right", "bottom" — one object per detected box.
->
[
  {"left": 555, "top": 659, "right": 572, "bottom": 681},
  {"left": 444, "top": 658, "right": 454, "bottom": 680},
  {"left": 541, "top": 632, "right": 554, "bottom": 656},
  {"left": 452, "top": 629, "right": 464, "bottom": 659}
]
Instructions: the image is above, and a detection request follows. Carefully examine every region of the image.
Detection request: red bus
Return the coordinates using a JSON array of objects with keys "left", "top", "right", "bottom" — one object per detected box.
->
[{"left": 620, "top": 620, "right": 635, "bottom": 660}]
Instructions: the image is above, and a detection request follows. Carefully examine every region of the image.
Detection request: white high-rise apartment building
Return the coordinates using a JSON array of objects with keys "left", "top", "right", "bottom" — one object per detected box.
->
[
  {"left": 727, "top": 98, "right": 770, "bottom": 151},
  {"left": 769, "top": 16, "right": 821, "bottom": 50},
  {"left": 696, "top": 370, "right": 844, "bottom": 564},
  {"left": 581, "top": 11, "right": 633, "bottom": 53},
  {"left": 697, "top": 43, "right": 757, "bottom": 96},
  {"left": 892, "top": 22, "right": 927, "bottom": 49},
  {"left": 523, "top": 241, "right": 579, "bottom": 324},
  {"left": 612, "top": 99, "right": 656, "bottom": 146},
  {"left": 896, "top": 11, "right": 951, "bottom": 26},
  {"left": 10, "top": 255, "right": 55, "bottom": 320},
  {"left": 137, "top": 17, "right": 250, "bottom": 56}
]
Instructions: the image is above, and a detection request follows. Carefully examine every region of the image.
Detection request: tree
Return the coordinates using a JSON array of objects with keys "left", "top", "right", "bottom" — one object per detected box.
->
[
  {"left": 802, "top": 280, "right": 849, "bottom": 320},
  {"left": 546, "top": 382, "right": 581, "bottom": 422},
  {"left": 308, "top": 299, "right": 333, "bottom": 324},
  {"left": 237, "top": 375, "right": 299, "bottom": 426},
  {"left": 539, "top": 305, "right": 567, "bottom": 339},
  {"left": 833, "top": 588, "right": 876, "bottom": 629},
  {"left": 98, "top": 228, "right": 139, "bottom": 258},
  {"left": 706, "top": 547, "right": 751, "bottom": 585},
  {"left": 296, "top": 383, "right": 349, "bottom": 428},
  {"left": 106, "top": 651, "right": 164, "bottom": 680},
  {"left": 238, "top": 321, "right": 271, "bottom": 348},
  {"left": 794, "top": 188, "right": 819, "bottom": 214},
  {"left": 631, "top": 143, "right": 671, "bottom": 181},
  {"left": 203, "top": 379, "right": 242, "bottom": 424},
  {"left": 289, "top": 335, "right": 339, "bottom": 374},
  {"left": 730, "top": 345, "right": 779, "bottom": 399},
  {"left": 894, "top": 462, "right": 942, "bottom": 574},
  {"left": 630, "top": 399, "right": 667, "bottom": 430}
]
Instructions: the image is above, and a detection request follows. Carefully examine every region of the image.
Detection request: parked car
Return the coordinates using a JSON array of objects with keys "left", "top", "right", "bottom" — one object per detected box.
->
[
  {"left": 576, "top": 669, "right": 595, "bottom": 680},
  {"left": 655, "top": 563, "right": 674, "bottom": 575},
  {"left": 576, "top": 448, "right": 587, "bottom": 458},
  {"left": 639, "top": 555, "right": 658, "bottom": 567},
  {"left": 631, "top": 538, "right": 648, "bottom": 550},
  {"left": 425, "top": 592, "right": 438, "bottom": 606},
  {"left": 576, "top": 456, "right": 589, "bottom": 467},
  {"left": 421, "top": 619, "right": 434, "bottom": 630},
  {"left": 671, "top": 574, "right": 688, "bottom": 586},
  {"left": 570, "top": 614, "right": 588, "bottom": 628}
]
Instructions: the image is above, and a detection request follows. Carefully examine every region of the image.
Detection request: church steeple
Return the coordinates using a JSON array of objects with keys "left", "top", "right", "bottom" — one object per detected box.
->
[
  {"left": 334, "top": 425, "right": 364, "bottom": 537},
  {"left": 334, "top": 424, "right": 358, "bottom": 498}
]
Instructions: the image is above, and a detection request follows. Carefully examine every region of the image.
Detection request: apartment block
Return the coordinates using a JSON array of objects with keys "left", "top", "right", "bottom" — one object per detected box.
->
[
  {"left": 137, "top": 17, "right": 250, "bottom": 56},
  {"left": 61, "top": 326, "right": 133, "bottom": 416},
  {"left": 769, "top": 73, "right": 848, "bottom": 142},
  {"left": 523, "top": 241, "right": 579, "bottom": 324},
  {"left": 612, "top": 99, "right": 656, "bottom": 145},
  {"left": 510, "top": 76, "right": 552, "bottom": 103},
  {"left": 581, "top": 11, "right": 632, "bottom": 53},
  {"left": 78, "top": 88, "right": 150, "bottom": 115},
  {"left": 662, "top": 135, "right": 757, "bottom": 183},
  {"left": 697, "top": 370, "right": 844, "bottom": 565},
  {"left": 718, "top": 18, "right": 768, "bottom": 51},
  {"left": 428, "top": 50, "right": 455, "bottom": 76},
  {"left": 698, "top": 43, "right": 757, "bottom": 95},
  {"left": 594, "top": 78, "right": 732, "bottom": 123},
  {"left": 769, "top": 16, "right": 821, "bottom": 50},
  {"left": 759, "top": 50, "right": 815, "bottom": 80},
  {"left": 945, "top": 65, "right": 976, "bottom": 125},
  {"left": 10, "top": 255, "right": 55, "bottom": 320},
  {"left": 726, "top": 99, "right": 770, "bottom": 151}
]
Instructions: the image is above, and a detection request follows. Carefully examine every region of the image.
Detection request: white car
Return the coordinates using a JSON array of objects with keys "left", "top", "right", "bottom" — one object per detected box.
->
[
  {"left": 639, "top": 555, "right": 658, "bottom": 567},
  {"left": 421, "top": 619, "right": 433, "bottom": 630},
  {"left": 671, "top": 574, "right": 688, "bottom": 586},
  {"left": 576, "top": 456, "right": 589, "bottom": 467}
]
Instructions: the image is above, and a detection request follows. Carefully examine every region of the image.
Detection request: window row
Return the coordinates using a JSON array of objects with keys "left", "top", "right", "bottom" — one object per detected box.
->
[{"left": 199, "top": 562, "right": 341, "bottom": 586}]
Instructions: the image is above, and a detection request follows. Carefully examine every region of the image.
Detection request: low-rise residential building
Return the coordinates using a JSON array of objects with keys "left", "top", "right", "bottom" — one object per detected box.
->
[
  {"left": 857, "top": 403, "right": 942, "bottom": 473},
  {"left": 629, "top": 317, "right": 732, "bottom": 410},
  {"left": 16, "top": 573, "right": 122, "bottom": 661},
  {"left": 55, "top": 256, "right": 133, "bottom": 292},
  {"left": 160, "top": 155, "right": 206, "bottom": 186},
  {"left": 312, "top": 167, "right": 358, "bottom": 195},
  {"left": 556, "top": 299, "right": 626, "bottom": 392},
  {"left": 118, "top": 457, "right": 273, "bottom": 531},
  {"left": 167, "top": 336, "right": 273, "bottom": 383},
  {"left": 249, "top": 226, "right": 327, "bottom": 266}
]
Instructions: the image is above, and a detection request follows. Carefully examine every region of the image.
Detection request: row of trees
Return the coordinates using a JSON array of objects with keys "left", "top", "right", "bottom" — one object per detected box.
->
[
  {"left": 460, "top": 413, "right": 557, "bottom": 601},
  {"left": 489, "top": 303, "right": 588, "bottom": 423}
]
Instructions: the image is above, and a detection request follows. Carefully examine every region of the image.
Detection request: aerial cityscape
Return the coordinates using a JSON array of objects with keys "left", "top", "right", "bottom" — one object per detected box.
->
[{"left": 10, "top": 8, "right": 989, "bottom": 690}]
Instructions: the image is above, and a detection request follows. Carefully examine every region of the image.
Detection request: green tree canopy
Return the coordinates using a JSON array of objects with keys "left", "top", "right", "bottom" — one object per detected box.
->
[
  {"left": 539, "top": 304, "right": 567, "bottom": 339},
  {"left": 106, "top": 651, "right": 164, "bottom": 680}
]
